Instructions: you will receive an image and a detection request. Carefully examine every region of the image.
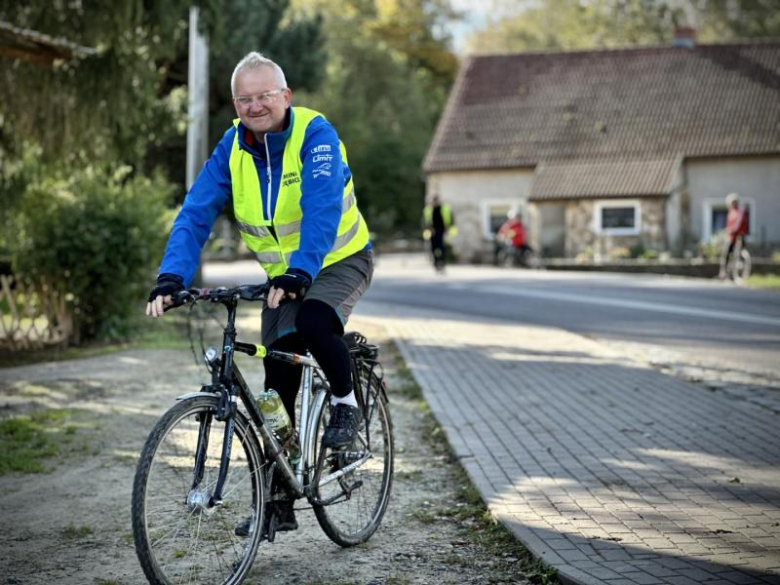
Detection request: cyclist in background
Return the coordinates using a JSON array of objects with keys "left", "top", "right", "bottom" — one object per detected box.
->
[
  {"left": 422, "top": 195, "right": 455, "bottom": 272},
  {"left": 719, "top": 192, "right": 749, "bottom": 279},
  {"left": 495, "top": 209, "right": 534, "bottom": 266}
]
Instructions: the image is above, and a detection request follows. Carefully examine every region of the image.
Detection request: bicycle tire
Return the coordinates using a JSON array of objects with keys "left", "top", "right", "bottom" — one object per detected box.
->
[
  {"left": 132, "top": 396, "right": 265, "bottom": 585},
  {"left": 733, "top": 249, "right": 752, "bottom": 284},
  {"left": 311, "top": 366, "right": 394, "bottom": 546}
]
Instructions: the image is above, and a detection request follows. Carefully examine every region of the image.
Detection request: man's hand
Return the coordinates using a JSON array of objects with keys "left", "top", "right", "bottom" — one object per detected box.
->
[
  {"left": 146, "top": 276, "right": 184, "bottom": 318},
  {"left": 267, "top": 269, "right": 311, "bottom": 309}
]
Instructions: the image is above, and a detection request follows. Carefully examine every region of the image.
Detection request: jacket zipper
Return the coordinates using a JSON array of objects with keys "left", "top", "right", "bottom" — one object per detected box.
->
[
  {"left": 263, "top": 136, "right": 273, "bottom": 223},
  {"left": 263, "top": 136, "right": 283, "bottom": 262}
]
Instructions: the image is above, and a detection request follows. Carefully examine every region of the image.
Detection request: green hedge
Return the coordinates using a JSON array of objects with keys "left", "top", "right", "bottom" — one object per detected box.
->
[{"left": 12, "top": 165, "right": 175, "bottom": 343}]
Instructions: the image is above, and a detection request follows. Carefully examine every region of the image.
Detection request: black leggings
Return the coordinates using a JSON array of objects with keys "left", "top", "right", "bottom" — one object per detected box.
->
[{"left": 263, "top": 299, "right": 352, "bottom": 421}]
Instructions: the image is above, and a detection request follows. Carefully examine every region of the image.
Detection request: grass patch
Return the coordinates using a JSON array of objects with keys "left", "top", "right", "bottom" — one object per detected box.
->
[
  {"left": 62, "top": 523, "right": 94, "bottom": 540},
  {"left": 747, "top": 274, "right": 780, "bottom": 290},
  {"left": 395, "top": 469, "right": 424, "bottom": 482},
  {"left": 0, "top": 408, "right": 96, "bottom": 475}
]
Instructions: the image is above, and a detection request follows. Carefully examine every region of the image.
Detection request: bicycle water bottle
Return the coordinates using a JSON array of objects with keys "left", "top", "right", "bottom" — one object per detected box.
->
[{"left": 257, "top": 389, "right": 300, "bottom": 464}]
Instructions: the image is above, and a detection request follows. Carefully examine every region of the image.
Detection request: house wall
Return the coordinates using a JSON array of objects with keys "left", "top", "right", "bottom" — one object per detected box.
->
[
  {"left": 565, "top": 197, "right": 667, "bottom": 258},
  {"left": 531, "top": 202, "right": 566, "bottom": 257},
  {"left": 685, "top": 156, "right": 780, "bottom": 250},
  {"left": 427, "top": 169, "right": 534, "bottom": 262}
]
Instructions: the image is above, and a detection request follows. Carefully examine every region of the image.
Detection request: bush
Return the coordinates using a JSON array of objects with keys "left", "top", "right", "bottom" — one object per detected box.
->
[{"left": 11, "top": 165, "right": 175, "bottom": 343}]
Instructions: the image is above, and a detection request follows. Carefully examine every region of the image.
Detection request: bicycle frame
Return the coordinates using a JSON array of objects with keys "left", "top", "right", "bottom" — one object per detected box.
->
[{"left": 176, "top": 289, "right": 366, "bottom": 510}]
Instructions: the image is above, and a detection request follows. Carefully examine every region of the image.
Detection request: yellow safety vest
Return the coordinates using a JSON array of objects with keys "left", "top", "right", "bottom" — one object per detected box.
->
[
  {"left": 229, "top": 107, "right": 369, "bottom": 278},
  {"left": 424, "top": 204, "right": 453, "bottom": 229}
]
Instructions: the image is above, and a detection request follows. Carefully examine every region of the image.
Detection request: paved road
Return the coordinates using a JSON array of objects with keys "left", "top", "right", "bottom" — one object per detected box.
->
[
  {"left": 363, "top": 255, "right": 780, "bottom": 378},
  {"left": 205, "top": 254, "right": 780, "bottom": 376}
]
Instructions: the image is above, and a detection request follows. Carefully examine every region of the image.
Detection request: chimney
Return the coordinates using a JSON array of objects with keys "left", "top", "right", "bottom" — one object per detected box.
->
[{"left": 672, "top": 26, "right": 696, "bottom": 48}]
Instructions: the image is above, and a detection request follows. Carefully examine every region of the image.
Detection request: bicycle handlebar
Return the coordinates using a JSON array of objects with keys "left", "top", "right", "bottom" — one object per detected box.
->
[{"left": 167, "top": 283, "right": 272, "bottom": 311}]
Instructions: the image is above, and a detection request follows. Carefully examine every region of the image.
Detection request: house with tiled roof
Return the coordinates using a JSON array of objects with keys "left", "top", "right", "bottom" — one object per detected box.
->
[{"left": 424, "top": 33, "right": 780, "bottom": 261}]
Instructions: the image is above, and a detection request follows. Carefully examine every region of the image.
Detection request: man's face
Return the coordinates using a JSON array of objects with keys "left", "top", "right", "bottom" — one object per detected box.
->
[{"left": 233, "top": 67, "right": 292, "bottom": 139}]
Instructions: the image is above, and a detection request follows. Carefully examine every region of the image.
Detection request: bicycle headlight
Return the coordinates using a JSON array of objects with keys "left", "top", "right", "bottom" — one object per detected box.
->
[{"left": 204, "top": 346, "right": 220, "bottom": 368}]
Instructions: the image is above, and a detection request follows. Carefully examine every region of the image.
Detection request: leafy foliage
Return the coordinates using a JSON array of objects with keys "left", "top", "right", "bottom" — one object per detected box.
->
[
  {"left": 467, "top": 0, "right": 780, "bottom": 53},
  {"left": 292, "top": 0, "right": 459, "bottom": 235},
  {"left": 0, "top": 0, "right": 325, "bottom": 343},
  {"left": 12, "top": 166, "right": 175, "bottom": 342}
]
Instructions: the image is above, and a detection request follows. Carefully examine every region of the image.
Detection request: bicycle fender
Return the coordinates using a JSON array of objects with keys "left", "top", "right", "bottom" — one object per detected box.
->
[{"left": 175, "top": 392, "right": 219, "bottom": 401}]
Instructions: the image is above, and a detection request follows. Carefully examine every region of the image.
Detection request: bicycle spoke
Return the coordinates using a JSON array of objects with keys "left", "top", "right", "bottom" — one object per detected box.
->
[{"left": 133, "top": 398, "right": 264, "bottom": 585}]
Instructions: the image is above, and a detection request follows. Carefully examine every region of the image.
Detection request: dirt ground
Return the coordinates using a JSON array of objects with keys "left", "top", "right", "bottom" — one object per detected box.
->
[{"left": 0, "top": 318, "right": 538, "bottom": 585}]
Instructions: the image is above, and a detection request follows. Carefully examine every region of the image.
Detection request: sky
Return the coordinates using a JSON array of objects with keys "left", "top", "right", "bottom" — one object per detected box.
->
[
  {"left": 446, "top": 0, "right": 532, "bottom": 54},
  {"left": 447, "top": 0, "right": 492, "bottom": 54}
]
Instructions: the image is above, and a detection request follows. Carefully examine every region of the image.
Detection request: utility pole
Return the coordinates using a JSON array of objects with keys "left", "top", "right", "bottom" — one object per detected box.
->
[{"left": 186, "top": 5, "right": 209, "bottom": 285}]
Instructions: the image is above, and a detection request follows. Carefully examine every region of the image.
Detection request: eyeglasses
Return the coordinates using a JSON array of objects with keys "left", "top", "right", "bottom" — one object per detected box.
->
[{"left": 233, "top": 89, "right": 287, "bottom": 109}]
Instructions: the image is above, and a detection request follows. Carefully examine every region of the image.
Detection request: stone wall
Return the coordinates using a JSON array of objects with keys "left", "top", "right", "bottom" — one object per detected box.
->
[{"left": 564, "top": 197, "right": 667, "bottom": 258}]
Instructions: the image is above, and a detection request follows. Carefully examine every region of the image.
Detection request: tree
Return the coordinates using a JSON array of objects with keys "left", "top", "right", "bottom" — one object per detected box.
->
[
  {"left": 466, "top": 0, "right": 780, "bottom": 54},
  {"left": 291, "top": 0, "right": 460, "bottom": 234}
]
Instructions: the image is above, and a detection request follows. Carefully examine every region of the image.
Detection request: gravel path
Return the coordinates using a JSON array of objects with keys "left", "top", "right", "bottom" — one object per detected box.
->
[{"left": 0, "top": 318, "right": 541, "bottom": 585}]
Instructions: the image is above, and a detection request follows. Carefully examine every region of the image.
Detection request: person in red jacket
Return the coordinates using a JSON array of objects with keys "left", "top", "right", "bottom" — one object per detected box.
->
[
  {"left": 495, "top": 209, "right": 533, "bottom": 265},
  {"left": 498, "top": 211, "right": 526, "bottom": 249},
  {"left": 719, "top": 192, "right": 749, "bottom": 279}
]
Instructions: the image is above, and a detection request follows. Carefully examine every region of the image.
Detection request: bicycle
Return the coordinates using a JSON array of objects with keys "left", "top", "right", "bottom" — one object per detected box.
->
[
  {"left": 495, "top": 239, "right": 539, "bottom": 269},
  {"left": 720, "top": 236, "right": 752, "bottom": 284},
  {"left": 131, "top": 284, "right": 394, "bottom": 585}
]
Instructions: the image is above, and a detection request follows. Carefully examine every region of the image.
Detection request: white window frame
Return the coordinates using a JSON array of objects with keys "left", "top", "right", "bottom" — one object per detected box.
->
[
  {"left": 481, "top": 199, "right": 522, "bottom": 239},
  {"left": 702, "top": 197, "right": 756, "bottom": 242},
  {"left": 594, "top": 199, "right": 641, "bottom": 236}
]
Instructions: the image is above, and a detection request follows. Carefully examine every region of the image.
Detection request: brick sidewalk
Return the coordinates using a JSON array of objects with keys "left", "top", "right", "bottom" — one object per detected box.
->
[{"left": 358, "top": 302, "right": 780, "bottom": 585}]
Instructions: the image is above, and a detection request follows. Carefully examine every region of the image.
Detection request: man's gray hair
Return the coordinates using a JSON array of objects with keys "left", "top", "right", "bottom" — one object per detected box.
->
[{"left": 231, "top": 52, "right": 287, "bottom": 95}]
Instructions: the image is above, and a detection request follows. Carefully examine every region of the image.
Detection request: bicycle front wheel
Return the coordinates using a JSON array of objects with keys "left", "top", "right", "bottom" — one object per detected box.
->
[
  {"left": 132, "top": 396, "right": 265, "bottom": 585},
  {"left": 733, "top": 249, "right": 752, "bottom": 284},
  {"left": 311, "top": 369, "right": 394, "bottom": 546}
]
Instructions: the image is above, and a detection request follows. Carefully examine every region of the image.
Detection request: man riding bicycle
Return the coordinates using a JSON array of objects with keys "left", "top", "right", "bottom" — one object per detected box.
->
[
  {"left": 146, "top": 52, "right": 373, "bottom": 531},
  {"left": 719, "top": 192, "right": 749, "bottom": 279}
]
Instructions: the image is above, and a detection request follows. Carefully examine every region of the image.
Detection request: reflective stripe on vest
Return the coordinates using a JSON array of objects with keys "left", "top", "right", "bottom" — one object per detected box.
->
[{"left": 230, "top": 107, "right": 369, "bottom": 278}]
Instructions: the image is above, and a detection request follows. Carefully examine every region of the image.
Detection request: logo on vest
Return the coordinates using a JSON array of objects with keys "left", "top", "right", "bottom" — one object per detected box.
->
[
  {"left": 313, "top": 154, "right": 333, "bottom": 163},
  {"left": 310, "top": 144, "right": 332, "bottom": 154},
  {"left": 282, "top": 171, "right": 301, "bottom": 187}
]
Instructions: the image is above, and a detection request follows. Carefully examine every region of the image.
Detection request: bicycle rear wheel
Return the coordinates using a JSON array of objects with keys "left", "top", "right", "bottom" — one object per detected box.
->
[
  {"left": 311, "top": 367, "right": 394, "bottom": 546},
  {"left": 132, "top": 396, "right": 265, "bottom": 585}
]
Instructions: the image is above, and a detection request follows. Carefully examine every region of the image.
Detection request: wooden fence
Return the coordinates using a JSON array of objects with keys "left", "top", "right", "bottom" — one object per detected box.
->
[{"left": 0, "top": 275, "right": 72, "bottom": 350}]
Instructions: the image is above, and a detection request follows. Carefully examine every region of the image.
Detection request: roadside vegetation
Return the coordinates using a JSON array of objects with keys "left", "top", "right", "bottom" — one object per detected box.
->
[
  {"left": 0, "top": 408, "right": 98, "bottom": 475},
  {"left": 747, "top": 274, "right": 780, "bottom": 291},
  {"left": 0, "top": 312, "right": 189, "bottom": 369}
]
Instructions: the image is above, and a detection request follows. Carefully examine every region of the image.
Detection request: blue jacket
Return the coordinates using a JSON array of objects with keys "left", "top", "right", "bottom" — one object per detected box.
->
[{"left": 158, "top": 107, "right": 368, "bottom": 285}]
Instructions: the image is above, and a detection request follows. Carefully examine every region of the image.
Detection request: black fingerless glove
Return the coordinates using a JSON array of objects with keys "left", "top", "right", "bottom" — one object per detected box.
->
[
  {"left": 148, "top": 274, "right": 184, "bottom": 302},
  {"left": 270, "top": 268, "right": 311, "bottom": 297}
]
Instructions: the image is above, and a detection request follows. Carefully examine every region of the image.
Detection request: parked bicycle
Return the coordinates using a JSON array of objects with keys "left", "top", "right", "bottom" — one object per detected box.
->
[{"left": 131, "top": 284, "right": 394, "bottom": 585}]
